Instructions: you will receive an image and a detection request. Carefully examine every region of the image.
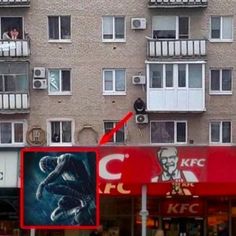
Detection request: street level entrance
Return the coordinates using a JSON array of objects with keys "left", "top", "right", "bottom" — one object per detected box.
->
[{"left": 163, "top": 218, "right": 204, "bottom": 236}]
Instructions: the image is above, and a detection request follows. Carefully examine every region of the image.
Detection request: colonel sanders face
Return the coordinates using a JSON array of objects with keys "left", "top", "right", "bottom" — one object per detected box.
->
[{"left": 158, "top": 147, "right": 178, "bottom": 174}]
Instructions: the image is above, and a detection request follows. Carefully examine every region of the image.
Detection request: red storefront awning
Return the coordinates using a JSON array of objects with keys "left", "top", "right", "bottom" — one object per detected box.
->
[{"left": 98, "top": 146, "right": 236, "bottom": 196}]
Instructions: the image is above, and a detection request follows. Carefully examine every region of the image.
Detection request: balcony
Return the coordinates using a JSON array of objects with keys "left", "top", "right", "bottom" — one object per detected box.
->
[
  {"left": 0, "top": 93, "right": 29, "bottom": 113},
  {"left": 148, "top": 0, "right": 207, "bottom": 8},
  {"left": 0, "top": 0, "right": 30, "bottom": 7},
  {"left": 0, "top": 39, "right": 30, "bottom": 57},
  {"left": 147, "top": 38, "right": 206, "bottom": 59}
]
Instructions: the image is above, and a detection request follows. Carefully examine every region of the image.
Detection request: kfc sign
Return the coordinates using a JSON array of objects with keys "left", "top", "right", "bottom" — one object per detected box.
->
[{"left": 161, "top": 200, "right": 204, "bottom": 216}]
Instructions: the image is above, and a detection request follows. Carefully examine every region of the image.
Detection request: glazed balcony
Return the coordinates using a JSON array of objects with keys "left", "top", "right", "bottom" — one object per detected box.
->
[
  {"left": 0, "top": 39, "right": 30, "bottom": 57},
  {"left": 147, "top": 38, "right": 206, "bottom": 59},
  {"left": 149, "top": 0, "right": 207, "bottom": 8},
  {"left": 0, "top": 93, "right": 29, "bottom": 113},
  {"left": 0, "top": 0, "right": 30, "bottom": 7}
]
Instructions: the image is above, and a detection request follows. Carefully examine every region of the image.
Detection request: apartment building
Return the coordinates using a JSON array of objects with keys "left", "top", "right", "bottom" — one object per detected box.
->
[{"left": 0, "top": 0, "right": 236, "bottom": 235}]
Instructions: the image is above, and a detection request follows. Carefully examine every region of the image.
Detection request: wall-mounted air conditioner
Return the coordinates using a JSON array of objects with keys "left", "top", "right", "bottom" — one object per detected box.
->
[
  {"left": 131, "top": 18, "right": 147, "bottom": 30},
  {"left": 33, "top": 79, "right": 47, "bottom": 89},
  {"left": 33, "top": 67, "right": 46, "bottom": 78},
  {"left": 135, "top": 114, "right": 148, "bottom": 124},
  {"left": 132, "top": 75, "right": 146, "bottom": 85}
]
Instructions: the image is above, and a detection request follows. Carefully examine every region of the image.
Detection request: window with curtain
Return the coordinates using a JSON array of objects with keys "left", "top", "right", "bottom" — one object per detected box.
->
[
  {"left": 102, "top": 16, "right": 125, "bottom": 41},
  {"left": 103, "top": 69, "right": 125, "bottom": 95},
  {"left": 210, "top": 69, "right": 232, "bottom": 94},
  {"left": 210, "top": 121, "right": 231, "bottom": 143},
  {"left": 48, "top": 16, "right": 71, "bottom": 40},
  {"left": 49, "top": 69, "right": 71, "bottom": 94},
  {"left": 210, "top": 16, "right": 233, "bottom": 40}
]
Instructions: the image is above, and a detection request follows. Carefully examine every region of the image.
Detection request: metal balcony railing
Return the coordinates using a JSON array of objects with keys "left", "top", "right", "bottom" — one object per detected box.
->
[
  {"left": 0, "top": 0, "right": 30, "bottom": 7},
  {"left": 147, "top": 38, "right": 206, "bottom": 58},
  {"left": 0, "top": 39, "right": 30, "bottom": 57},
  {"left": 0, "top": 93, "right": 29, "bottom": 112},
  {"left": 149, "top": 0, "right": 208, "bottom": 8}
]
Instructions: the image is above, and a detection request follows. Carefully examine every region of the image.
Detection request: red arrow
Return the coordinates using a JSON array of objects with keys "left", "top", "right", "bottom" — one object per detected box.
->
[{"left": 99, "top": 112, "right": 133, "bottom": 145}]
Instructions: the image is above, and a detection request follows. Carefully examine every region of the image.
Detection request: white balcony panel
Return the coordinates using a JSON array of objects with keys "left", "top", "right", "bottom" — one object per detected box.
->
[
  {"left": 148, "top": 39, "right": 206, "bottom": 58},
  {"left": 0, "top": 40, "right": 30, "bottom": 57},
  {"left": 147, "top": 88, "right": 204, "bottom": 111},
  {"left": 0, "top": 93, "right": 29, "bottom": 111},
  {"left": 188, "top": 89, "right": 203, "bottom": 110}
]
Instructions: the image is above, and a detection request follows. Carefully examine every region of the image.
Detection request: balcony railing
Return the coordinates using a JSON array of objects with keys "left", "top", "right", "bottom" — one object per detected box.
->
[
  {"left": 149, "top": 0, "right": 208, "bottom": 8},
  {"left": 147, "top": 38, "right": 206, "bottom": 59},
  {"left": 0, "top": 0, "right": 30, "bottom": 7},
  {"left": 0, "top": 39, "right": 30, "bottom": 57},
  {"left": 0, "top": 93, "right": 29, "bottom": 112}
]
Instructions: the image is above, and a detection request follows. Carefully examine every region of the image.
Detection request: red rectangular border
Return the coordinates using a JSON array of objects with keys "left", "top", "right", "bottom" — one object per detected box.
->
[{"left": 20, "top": 146, "right": 100, "bottom": 230}]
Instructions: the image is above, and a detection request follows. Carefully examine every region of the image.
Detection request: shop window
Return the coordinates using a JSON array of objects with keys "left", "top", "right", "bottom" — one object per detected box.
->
[{"left": 207, "top": 199, "right": 229, "bottom": 236}]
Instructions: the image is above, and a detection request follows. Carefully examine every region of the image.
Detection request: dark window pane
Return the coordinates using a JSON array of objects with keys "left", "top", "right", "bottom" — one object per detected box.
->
[
  {"left": 150, "top": 64, "right": 163, "bottom": 88},
  {"left": 104, "top": 122, "right": 114, "bottom": 142},
  {"left": 1, "top": 123, "right": 12, "bottom": 143},
  {"left": 178, "top": 65, "right": 186, "bottom": 87},
  {"left": 116, "top": 126, "right": 124, "bottom": 143},
  {"left": 151, "top": 122, "right": 174, "bottom": 143},
  {"left": 5, "top": 75, "right": 15, "bottom": 91},
  {"left": 211, "top": 17, "right": 220, "bottom": 39},
  {"left": 51, "top": 121, "right": 60, "bottom": 142},
  {"left": 179, "top": 17, "right": 189, "bottom": 39},
  {"left": 211, "top": 122, "right": 220, "bottom": 142},
  {"left": 222, "top": 122, "right": 231, "bottom": 143},
  {"left": 49, "top": 16, "right": 59, "bottom": 40},
  {"left": 62, "top": 121, "right": 71, "bottom": 142},
  {"left": 14, "top": 123, "right": 23, "bottom": 142},
  {"left": 62, "top": 70, "right": 71, "bottom": 91},
  {"left": 211, "top": 70, "right": 220, "bottom": 90},
  {"left": 115, "top": 17, "right": 124, "bottom": 39},
  {"left": 166, "top": 64, "right": 173, "bottom": 87},
  {"left": 222, "top": 70, "right": 231, "bottom": 91},
  {"left": 177, "top": 122, "right": 186, "bottom": 142},
  {"left": 153, "top": 30, "right": 175, "bottom": 39},
  {"left": 61, "top": 16, "right": 71, "bottom": 39},
  {"left": 0, "top": 75, "right": 3, "bottom": 91}
]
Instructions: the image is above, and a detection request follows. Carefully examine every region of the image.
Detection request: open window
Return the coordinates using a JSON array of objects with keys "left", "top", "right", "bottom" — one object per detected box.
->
[{"left": 1, "top": 17, "right": 23, "bottom": 39}]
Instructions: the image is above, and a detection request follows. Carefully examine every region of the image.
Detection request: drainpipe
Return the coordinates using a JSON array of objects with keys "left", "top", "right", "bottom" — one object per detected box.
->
[{"left": 140, "top": 185, "right": 148, "bottom": 236}]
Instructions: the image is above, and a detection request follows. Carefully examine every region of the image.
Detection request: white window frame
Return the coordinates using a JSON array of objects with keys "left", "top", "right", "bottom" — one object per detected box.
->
[
  {"left": 102, "top": 16, "right": 126, "bottom": 42},
  {"left": 103, "top": 121, "right": 126, "bottom": 144},
  {"left": 152, "top": 16, "right": 190, "bottom": 40},
  {"left": 209, "top": 68, "right": 233, "bottom": 95},
  {"left": 47, "top": 118, "right": 74, "bottom": 146},
  {"left": 103, "top": 69, "right": 126, "bottom": 95},
  {"left": 210, "top": 16, "right": 233, "bottom": 42},
  {"left": 150, "top": 120, "right": 187, "bottom": 145},
  {"left": 48, "top": 15, "right": 71, "bottom": 43},
  {"left": 209, "top": 121, "right": 232, "bottom": 145},
  {"left": 48, "top": 68, "right": 72, "bottom": 95},
  {"left": 0, "top": 120, "right": 26, "bottom": 146}
]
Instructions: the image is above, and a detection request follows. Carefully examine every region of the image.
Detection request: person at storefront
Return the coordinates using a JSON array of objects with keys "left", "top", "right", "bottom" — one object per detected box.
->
[
  {"left": 36, "top": 153, "right": 96, "bottom": 225},
  {"left": 151, "top": 147, "right": 198, "bottom": 183},
  {"left": 218, "top": 223, "right": 228, "bottom": 236}
]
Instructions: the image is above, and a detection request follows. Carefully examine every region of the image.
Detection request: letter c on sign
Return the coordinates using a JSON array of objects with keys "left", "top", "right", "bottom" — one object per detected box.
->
[
  {"left": 99, "top": 154, "right": 126, "bottom": 180},
  {"left": 189, "top": 203, "right": 199, "bottom": 213}
]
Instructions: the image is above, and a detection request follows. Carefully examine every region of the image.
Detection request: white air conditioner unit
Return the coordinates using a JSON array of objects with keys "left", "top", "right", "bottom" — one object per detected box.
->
[
  {"left": 33, "top": 79, "right": 47, "bottom": 89},
  {"left": 135, "top": 114, "right": 148, "bottom": 124},
  {"left": 33, "top": 67, "right": 46, "bottom": 78},
  {"left": 131, "top": 18, "right": 147, "bottom": 30},
  {"left": 132, "top": 75, "right": 146, "bottom": 85}
]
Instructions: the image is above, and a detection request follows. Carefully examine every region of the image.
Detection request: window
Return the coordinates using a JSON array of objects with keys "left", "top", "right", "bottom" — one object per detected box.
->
[
  {"left": 104, "top": 121, "right": 125, "bottom": 143},
  {"left": 150, "top": 64, "right": 202, "bottom": 89},
  {"left": 102, "top": 16, "right": 125, "bottom": 42},
  {"left": 48, "top": 16, "right": 71, "bottom": 41},
  {"left": 0, "top": 121, "right": 24, "bottom": 145},
  {"left": 210, "top": 121, "right": 231, "bottom": 144},
  {"left": 210, "top": 16, "right": 233, "bottom": 41},
  {"left": 0, "top": 62, "right": 28, "bottom": 92},
  {"left": 48, "top": 120, "right": 73, "bottom": 145},
  {"left": 103, "top": 69, "right": 126, "bottom": 95},
  {"left": 210, "top": 69, "right": 232, "bottom": 94},
  {"left": 152, "top": 16, "right": 189, "bottom": 39},
  {"left": 151, "top": 121, "right": 187, "bottom": 144},
  {"left": 48, "top": 69, "right": 71, "bottom": 94},
  {"left": 1, "top": 17, "right": 23, "bottom": 39}
]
